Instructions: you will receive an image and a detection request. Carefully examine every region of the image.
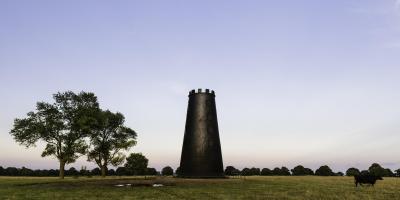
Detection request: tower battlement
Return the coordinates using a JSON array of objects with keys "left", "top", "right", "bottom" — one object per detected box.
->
[{"left": 188, "top": 88, "right": 215, "bottom": 96}]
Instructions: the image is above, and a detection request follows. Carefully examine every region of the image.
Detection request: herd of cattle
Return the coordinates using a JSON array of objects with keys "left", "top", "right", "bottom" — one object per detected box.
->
[{"left": 354, "top": 174, "right": 383, "bottom": 187}]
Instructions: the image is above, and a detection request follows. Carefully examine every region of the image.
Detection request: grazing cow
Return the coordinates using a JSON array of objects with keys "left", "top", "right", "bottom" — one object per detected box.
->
[{"left": 354, "top": 174, "right": 383, "bottom": 187}]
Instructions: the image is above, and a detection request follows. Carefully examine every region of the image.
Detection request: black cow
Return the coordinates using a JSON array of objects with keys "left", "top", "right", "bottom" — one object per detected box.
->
[{"left": 354, "top": 174, "right": 383, "bottom": 187}]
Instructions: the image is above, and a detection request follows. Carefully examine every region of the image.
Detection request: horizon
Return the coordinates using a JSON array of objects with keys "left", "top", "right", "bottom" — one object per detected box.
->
[{"left": 1, "top": 0, "right": 400, "bottom": 173}]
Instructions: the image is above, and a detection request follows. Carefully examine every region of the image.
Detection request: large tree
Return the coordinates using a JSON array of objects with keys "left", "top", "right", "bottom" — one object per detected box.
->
[
  {"left": 315, "top": 165, "right": 334, "bottom": 176},
  {"left": 345, "top": 167, "right": 360, "bottom": 176},
  {"left": 368, "top": 163, "right": 386, "bottom": 177},
  {"left": 161, "top": 166, "right": 174, "bottom": 176},
  {"left": 10, "top": 91, "right": 99, "bottom": 179},
  {"left": 124, "top": 153, "right": 148, "bottom": 175},
  {"left": 87, "top": 110, "right": 137, "bottom": 177}
]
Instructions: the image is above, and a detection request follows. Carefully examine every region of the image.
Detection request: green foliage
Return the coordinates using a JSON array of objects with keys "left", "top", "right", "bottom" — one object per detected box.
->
[
  {"left": 291, "top": 165, "right": 313, "bottom": 176},
  {"left": 272, "top": 167, "right": 291, "bottom": 176},
  {"left": 261, "top": 168, "right": 272, "bottom": 176},
  {"left": 395, "top": 169, "right": 400, "bottom": 177},
  {"left": 87, "top": 110, "right": 137, "bottom": 177},
  {"left": 161, "top": 166, "right": 174, "bottom": 176},
  {"left": 369, "top": 163, "right": 386, "bottom": 177},
  {"left": 315, "top": 165, "right": 335, "bottom": 176},
  {"left": 250, "top": 167, "right": 260, "bottom": 176},
  {"left": 383, "top": 168, "right": 395, "bottom": 177},
  {"left": 10, "top": 91, "right": 99, "bottom": 178},
  {"left": 335, "top": 172, "right": 344, "bottom": 176},
  {"left": 124, "top": 153, "right": 148, "bottom": 175},
  {"left": 175, "top": 167, "right": 181, "bottom": 176},
  {"left": 241, "top": 168, "right": 251, "bottom": 176},
  {"left": 346, "top": 167, "right": 360, "bottom": 176},
  {"left": 145, "top": 168, "right": 157, "bottom": 176},
  {"left": 225, "top": 166, "right": 240, "bottom": 176},
  {"left": 116, "top": 167, "right": 127, "bottom": 176}
]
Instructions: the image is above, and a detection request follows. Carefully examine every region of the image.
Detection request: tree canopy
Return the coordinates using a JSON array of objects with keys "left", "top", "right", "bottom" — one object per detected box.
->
[
  {"left": 161, "top": 166, "right": 174, "bottom": 176},
  {"left": 10, "top": 91, "right": 99, "bottom": 178},
  {"left": 124, "top": 153, "right": 148, "bottom": 175},
  {"left": 291, "top": 165, "right": 314, "bottom": 176},
  {"left": 315, "top": 165, "right": 335, "bottom": 176},
  {"left": 87, "top": 110, "right": 137, "bottom": 177},
  {"left": 345, "top": 167, "right": 360, "bottom": 176}
]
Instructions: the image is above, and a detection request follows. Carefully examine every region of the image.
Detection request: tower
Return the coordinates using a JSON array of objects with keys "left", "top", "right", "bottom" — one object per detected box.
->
[{"left": 179, "top": 89, "right": 224, "bottom": 178}]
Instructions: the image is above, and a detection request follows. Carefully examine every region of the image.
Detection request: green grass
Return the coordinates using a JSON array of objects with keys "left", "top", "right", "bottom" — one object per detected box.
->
[{"left": 0, "top": 176, "right": 399, "bottom": 199}]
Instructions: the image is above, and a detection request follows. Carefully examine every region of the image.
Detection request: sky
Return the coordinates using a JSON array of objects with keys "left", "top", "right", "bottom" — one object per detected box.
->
[{"left": 0, "top": 0, "right": 400, "bottom": 172}]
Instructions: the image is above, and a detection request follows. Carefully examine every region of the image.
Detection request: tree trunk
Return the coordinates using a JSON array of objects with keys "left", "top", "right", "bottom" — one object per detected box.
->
[
  {"left": 101, "top": 165, "right": 107, "bottom": 177},
  {"left": 59, "top": 160, "right": 66, "bottom": 179}
]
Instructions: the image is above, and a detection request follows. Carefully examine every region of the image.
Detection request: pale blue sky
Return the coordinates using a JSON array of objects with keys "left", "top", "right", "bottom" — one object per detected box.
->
[{"left": 1, "top": 0, "right": 400, "bottom": 172}]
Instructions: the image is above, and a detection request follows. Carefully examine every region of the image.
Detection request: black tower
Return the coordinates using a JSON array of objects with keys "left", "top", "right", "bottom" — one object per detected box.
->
[{"left": 179, "top": 89, "right": 224, "bottom": 178}]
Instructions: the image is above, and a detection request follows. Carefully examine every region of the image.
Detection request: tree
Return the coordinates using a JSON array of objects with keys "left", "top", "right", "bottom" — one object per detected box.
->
[
  {"left": 145, "top": 168, "right": 157, "bottom": 176},
  {"left": 175, "top": 167, "right": 181, "bottom": 176},
  {"left": 261, "top": 168, "right": 272, "bottom": 176},
  {"left": 124, "top": 153, "right": 148, "bottom": 175},
  {"left": 315, "top": 165, "right": 334, "bottom": 176},
  {"left": 108, "top": 169, "right": 116, "bottom": 176},
  {"left": 368, "top": 163, "right": 385, "bottom": 177},
  {"left": 161, "top": 166, "right": 174, "bottom": 176},
  {"left": 20, "top": 167, "right": 33, "bottom": 176},
  {"left": 384, "top": 168, "right": 394, "bottom": 177},
  {"left": 241, "top": 168, "right": 251, "bottom": 176},
  {"left": 5, "top": 167, "right": 19, "bottom": 176},
  {"left": 335, "top": 172, "right": 344, "bottom": 176},
  {"left": 10, "top": 91, "right": 99, "bottom": 179},
  {"left": 280, "top": 167, "right": 291, "bottom": 176},
  {"left": 304, "top": 168, "right": 314, "bottom": 175},
  {"left": 66, "top": 167, "right": 79, "bottom": 176},
  {"left": 250, "top": 167, "right": 260, "bottom": 176},
  {"left": 395, "top": 169, "right": 400, "bottom": 177},
  {"left": 225, "top": 166, "right": 240, "bottom": 176},
  {"left": 272, "top": 167, "right": 281, "bottom": 175},
  {"left": 291, "top": 165, "right": 308, "bottom": 176},
  {"left": 116, "top": 167, "right": 127, "bottom": 176},
  {"left": 80, "top": 166, "right": 89, "bottom": 176},
  {"left": 346, "top": 167, "right": 360, "bottom": 176},
  {"left": 87, "top": 110, "right": 137, "bottom": 177},
  {"left": 91, "top": 168, "right": 101, "bottom": 176},
  {"left": 0, "top": 166, "right": 4, "bottom": 176},
  {"left": 291, "top": 165, "right": 313, "bottom": 175}
]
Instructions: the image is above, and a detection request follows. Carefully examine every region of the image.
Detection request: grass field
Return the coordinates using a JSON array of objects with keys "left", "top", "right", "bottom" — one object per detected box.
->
[{"left": 0, "top": 176, "right": 399, "bottom": 200}]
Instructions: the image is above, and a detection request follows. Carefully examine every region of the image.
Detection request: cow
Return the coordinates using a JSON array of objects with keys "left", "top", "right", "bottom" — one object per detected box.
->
[{"left": 354, "top": 174, "right": 383, "bottom": 187}]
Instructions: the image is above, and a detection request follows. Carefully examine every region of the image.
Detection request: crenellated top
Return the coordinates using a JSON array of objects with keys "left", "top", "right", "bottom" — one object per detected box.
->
[{"left": 188, "top": 88, "right": 215, "bottom": 96}]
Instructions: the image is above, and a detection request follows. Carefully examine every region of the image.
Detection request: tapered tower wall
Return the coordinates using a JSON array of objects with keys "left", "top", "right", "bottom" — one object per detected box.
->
[{"left": 179, "top": 89, "right": 224, "bottom": 178}]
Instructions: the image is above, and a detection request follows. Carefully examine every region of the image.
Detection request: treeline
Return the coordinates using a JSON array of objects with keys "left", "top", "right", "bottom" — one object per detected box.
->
[
  {"left": 2, "top": 163, "right": 399, "bottom": 177},
  {"left": 0, "top": 165, "right": 174, "bottom": 177},
  {"left": 225, "top": 163, "right": 400, "bottom": 177},
  {"left": 0, "top": 166, "right": 157, "bottom": 177}
]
